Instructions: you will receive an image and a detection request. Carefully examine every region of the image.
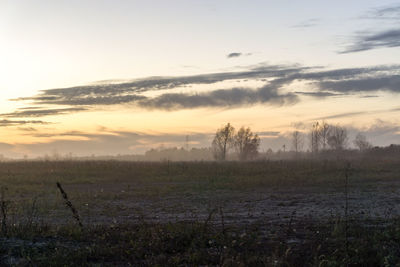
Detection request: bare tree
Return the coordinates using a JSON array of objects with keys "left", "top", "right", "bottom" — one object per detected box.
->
[
  {"left": 212, "top": 123, "right": 235, "bottom": 161},
  {"left": 318, "top": 121, "right": 330, "bottom": 150},
  {"left": 291, "top": 130, "right": 303, "bottom": 154},
  {"left": 353, "top": 133, "right": 372, "bottom": 151},
  {"left": 310, "top": 122, "right": 320, "bottom": 153},
  {"left": 328, "top": 125, "right": 348, "bottom": 151},
  {"left": 234, "top": 127, "right": 260, "bottom": 161}
]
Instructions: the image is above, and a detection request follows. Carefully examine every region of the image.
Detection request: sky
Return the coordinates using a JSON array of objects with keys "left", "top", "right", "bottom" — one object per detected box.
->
[{"left": 1, "top": 0, "right": 400, "bottom": 158}]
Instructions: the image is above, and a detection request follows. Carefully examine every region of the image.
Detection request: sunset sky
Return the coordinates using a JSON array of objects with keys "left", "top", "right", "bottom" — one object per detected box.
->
[{"left": 1, "top": 0, "right": 400, "bottom": 158}]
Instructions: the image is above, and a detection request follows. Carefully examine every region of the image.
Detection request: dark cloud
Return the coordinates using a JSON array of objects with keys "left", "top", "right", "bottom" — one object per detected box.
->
[
  {"left": 18, "top": 64, "right": 302, "bottom": 101},
  {"left": 294, "top": 91, "right": 344, "bottom": 97},
  {"left": 1, "top": 108, "right": 87, "bottom": 118},
  {"left": 319, "top": 75, "right": 400, "bottom": 93},
  {"left": 24, "top": 95, "right": 146, "bottom": 106},
  {"left": 0, "top": 119, "right": 48, "bottom": 127},
  {"left": 136, "top": 82, "right": 298, "bottom": 110},
  {"left": 7, "top": 64, "right": 400, "bottom": 116},
  {"left": 227, "top": 52, "right": 242, "bottom": 58},
  {"left": 340, "top": 3, "right": 400, "bottom": 54},
  {"left": 294, "top": 65, "right": 398, "bottom": 81},
  {"left": 226, "top": 52, "right": 252, "bottom": 58},
  {"left": 11, "top": 64, "right": 305, "bottom": 109},
  {"left": 290, "top": 65, "right": 400, "bottom": 95},
  {"left": 360, "top": 95, "right": 380, "bottom": 98},
  {"left": 340, "top": 29, "right": 400, "bottom": 53}
]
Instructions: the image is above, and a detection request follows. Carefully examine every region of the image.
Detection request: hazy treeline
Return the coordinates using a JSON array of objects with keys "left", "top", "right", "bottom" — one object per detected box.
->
[
  {"left": 2, "top": 143, "right": 398, "bottom": 162},
  {"left": 208, "top": 121, "right": 396, "bottom": 161},
  {"left": 0, "top": 121, "right": 398, "bottom": 162}
]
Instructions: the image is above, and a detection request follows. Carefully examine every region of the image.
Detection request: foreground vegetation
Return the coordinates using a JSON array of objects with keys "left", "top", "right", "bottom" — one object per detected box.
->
[
  {"left": 2, "top": 217, "right": 400, "bottom": 266},
  {"left": 0, "top": 159, "right": 399, "bottom": 265}
]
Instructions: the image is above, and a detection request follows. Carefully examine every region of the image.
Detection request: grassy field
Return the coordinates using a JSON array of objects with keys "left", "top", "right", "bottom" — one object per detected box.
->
[{"left": 1, "top": 159, "right": 400, "bottom": 265}]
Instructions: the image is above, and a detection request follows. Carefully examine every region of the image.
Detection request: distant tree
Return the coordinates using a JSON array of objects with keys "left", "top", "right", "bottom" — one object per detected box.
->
[
  {"left": 318, "top": 121, "right": 330, "bottom": 150},
  {"left": 291, "top": 130, "right": 303, "bottom": 154},
  {"left": 212, "top": 123, "right": 235, "bottom": 161},
  {"left": 234, "top": 127, "right": 260, "bottom": 161},
  {"left": 328, "top": 125, "right": 348, "bottom": 151},
  {"left": 353, "top": 133, "right": 372, "bottom": 151},
  {"left": 310, "top": 122, "right": 320, "bottom": 153}
]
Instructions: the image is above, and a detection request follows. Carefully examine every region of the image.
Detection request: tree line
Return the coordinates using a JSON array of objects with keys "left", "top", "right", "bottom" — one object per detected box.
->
[
  {"left": 295, "top": 121, "right": 372, "bottom": 153},
  {"left": 212, "top": 121, "right": 374, "bottom": 161}
]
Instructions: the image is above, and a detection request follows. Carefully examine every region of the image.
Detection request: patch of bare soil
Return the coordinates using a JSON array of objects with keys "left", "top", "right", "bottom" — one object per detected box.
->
[{"left": 54, "top": 179, "right": 400, "bottom": 228}]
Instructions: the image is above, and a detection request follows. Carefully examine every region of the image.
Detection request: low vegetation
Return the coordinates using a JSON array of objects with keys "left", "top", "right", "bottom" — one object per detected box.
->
[{"left": 0, "top": 159, "right": 399, "bottom": 265}]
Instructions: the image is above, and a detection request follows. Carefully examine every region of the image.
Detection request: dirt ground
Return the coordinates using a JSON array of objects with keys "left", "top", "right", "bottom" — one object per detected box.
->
[
  {"left": 2, "top": 160, "right": 400, "bottom": 228},
  {"left": 53, "top": 179, "right": 400, "bottom": 228}
]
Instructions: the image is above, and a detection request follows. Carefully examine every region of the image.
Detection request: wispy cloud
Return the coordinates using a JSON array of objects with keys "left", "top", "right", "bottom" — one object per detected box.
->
[
  {"left": 340, "top": 3, "right": 400, "bottom": 54},
  {"left": 363, "top": 4, "right": 400, "bottom": 21},
  {"left": 0, "top": 119, "right": 48, "bottom": 127},
  {"left": 340, "top": 29, "right": 400, "bottom": 53},
  {"left": 319, "top": 75, "right": 400, "bottom": 93},
  {"left": 135, "top": 81, "right": 298, "bottom": 110},
  {"left": 7, "top": 64, "right": 400, "bottom": 117},
  {"left": 226, "top": 52, "right": 252, "bottom": 58},
  {"left": 227, "top": 52, "right": 242, "bottom": 58},
  {"left": 1, "top": 107, "right": 87, "bottom": 118},
  {"left": 12, "top": 64, "right": 305, "bottom": 111},
  {"left": 313, "top": 111, "right": 369, "bottom": 121},
  {"left": 294, "top": 91, "right": 344, "bottom": 97}
]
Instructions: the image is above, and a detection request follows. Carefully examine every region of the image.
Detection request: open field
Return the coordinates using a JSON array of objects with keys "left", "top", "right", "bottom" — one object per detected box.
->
[{"left": 1, "top": 160, "right": 400, "bottom": 265}]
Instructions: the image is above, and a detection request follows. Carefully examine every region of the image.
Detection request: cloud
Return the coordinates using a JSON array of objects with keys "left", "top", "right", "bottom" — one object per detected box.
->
[
  {"left": 12, "top": 64, "right": 305, "bottom": 109},
  {"left": 340, "top": 29, "right": 400, "bottom": 53},
  {"left": 360, "top": 95, "right": 380, "bottom": 98},
  {"left": 339, "top": 3, "right": 400, "bottom": 54},
  {"left": 312, "top": 111, "right": 369, "bottom": 121},
  {"left": 227, "top": 52, "right": 242, "bottom": 58},
  {"left": 294, "top": 91, "right": 344, "bottom": 97},
  {"left": 1, "top": 107, "right": 87, "bottom": 118},
  {"left": 17, "top": 127, "right": 38, "bottom": 132},
  {"left": 136, "top": 81, "right": 298, "bottom": 110},
  {"left": 29, "top": 64, "right": 301, "bottom": 99},
  {"left": 364, "top": 4, "right": 400, "bottom": 21},
  {"left": 226, "top": 52, "right": 252, "bottom": 58},
  {"left": 286, "top": 65, "right": 400, "bottom": 95},
  {"left": 7, "top": 63, "right": 400, "bottom": 116},
  {"left": 319, "top": 75, "right": 400, "bottom": 93},
  {"left": 0, "top": 119, "right": 48, "bottom": 127},
  {"left": 21, "top": 95, "right": 146, "bottom": 107},
  {"left": 288, "top": 65, "right": 400, "bottom": 95},
  {"left": 295, "top": 65, "right": 398, "bottom": 81}
]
